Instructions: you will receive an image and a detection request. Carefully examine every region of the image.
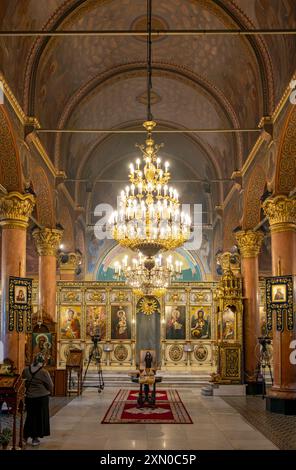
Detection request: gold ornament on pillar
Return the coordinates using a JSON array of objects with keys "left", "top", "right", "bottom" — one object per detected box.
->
[
  {"left": 0, "top": 191, "right": 35, "bottom": 229},
  {"left": 217, "top": 251, "right": 240, "bottom": 276},
  {"left": 263, "top": 195, "right": 296, "bottom": 233},
  {"left": 32, "top": 227, "right": 63, "bottom": 256},
  {"left": 235, "top": 230, "right": 264, "bottom": 258},
  {"left": 58, "top": 251, "right": 82, "bottom": 275}
]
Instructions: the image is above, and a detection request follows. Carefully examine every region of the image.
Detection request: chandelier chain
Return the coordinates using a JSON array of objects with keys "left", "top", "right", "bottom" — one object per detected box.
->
[{"left": 147, "top": 0, "right": 153, "bottom": 122}]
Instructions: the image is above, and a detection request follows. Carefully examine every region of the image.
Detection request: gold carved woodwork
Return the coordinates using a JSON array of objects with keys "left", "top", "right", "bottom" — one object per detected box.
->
[
  {"left": 0, "top": 191, "right": 35, "bottom": 229},
  {"left": 212, "top": 343, "right": 242, "bottom": 383},
  {"left": 168, "top": 291, "right": 184, "bottom": 303},
  {"left": 217, "top": 251, "right": 240, "bottom": 276},
  {"left": 32, "top": 227, "right": 63, "bottom": 256},
  {"left": 87, "top": 291, "right": 105, "bottom": 302},
  {"left": 58, "top": 251, "right": 82, "bottom": 272},
  {"left": 263, "top": 195, "right": 296, "bottom": 233},
  {"left": 112, "top": 290, "right": 129, "bottom": 303},
  {"left": 213, "top": 255, "right": 243, "bottom": 384},
  {"left": 235, "top": 230, "right": 264, "bottom": 258}
]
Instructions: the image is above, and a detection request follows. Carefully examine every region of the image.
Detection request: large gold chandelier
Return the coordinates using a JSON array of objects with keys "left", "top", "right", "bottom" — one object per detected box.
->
[
  {"left": 110, "top": 120, "right": 191, "bottom": 257},
  {"left": 114, "top": 253, "right": 183, "bottom": 296},
  {"left": 109, "top": 2, "right": 191, "bottom": 258}
]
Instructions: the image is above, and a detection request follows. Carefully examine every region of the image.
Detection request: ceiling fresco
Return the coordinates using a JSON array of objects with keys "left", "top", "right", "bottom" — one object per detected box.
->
[{"left": 0, "top": 0, "right": 296, "bottom": 221}]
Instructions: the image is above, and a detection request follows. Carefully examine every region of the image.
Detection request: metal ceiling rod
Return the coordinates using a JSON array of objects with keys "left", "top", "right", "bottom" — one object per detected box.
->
[
  {"left": 146, "top": 0, "right": 153, "bottom": 122},
  {"left": 0, "top": 29, "right": 295, "bottom": 37},
  {"left": 64, "top": 179, "right": 233, "bottom": 183},
  {"left": 36, "top": 128, "right": 261, "bottom": 134}
]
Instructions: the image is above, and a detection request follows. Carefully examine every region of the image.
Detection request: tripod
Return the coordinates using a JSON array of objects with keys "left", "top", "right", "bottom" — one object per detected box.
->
[
  {"left": 83, "top": 336, "right": 104, "bottom": 393},
  {"left": 255, "top": 337, "right": 273, "bottom": 399}
]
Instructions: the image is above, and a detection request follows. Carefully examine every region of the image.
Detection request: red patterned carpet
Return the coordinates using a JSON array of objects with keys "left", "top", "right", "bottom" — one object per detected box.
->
[{"left": 102, "top": 389, "right": 193, "bottom": 424}]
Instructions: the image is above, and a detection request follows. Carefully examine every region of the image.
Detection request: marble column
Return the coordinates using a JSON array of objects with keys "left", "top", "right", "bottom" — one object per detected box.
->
[
  {"left": 263, "top": 195, "right": 296, "bottom": 412},
  {"left": 0, "top": 191, "right": 35, "bottom": 372},
  {"left": 236, "top": 230, "right": 264, "bottom": 392},
  {"left": 58, "top": 251, "right": 82, "bottom": 281},
  {"left": 32, "top": 228, "right": 63, "bottom": 323}
]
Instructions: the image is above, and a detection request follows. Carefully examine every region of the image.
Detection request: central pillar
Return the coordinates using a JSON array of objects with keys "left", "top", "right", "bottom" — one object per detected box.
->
[
  {"left": 32, "top": 228, "right": 63, "bottom": 323},
  {"left": 236, "top": 230, "right": 264, "bottom": 393},
  {"left": 0, "top": 191, "right": 35, "bottom": 372},
  {"left": 263, "top": 195, "right": 296, "bottom": 413}
]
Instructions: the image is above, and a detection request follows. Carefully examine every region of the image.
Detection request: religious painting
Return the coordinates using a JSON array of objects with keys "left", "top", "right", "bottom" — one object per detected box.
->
[
  {"left": 60, "top": 306, "right": 82, "bottom": 340},
  {"left": 32, "top": 332, "right": 54, "bottom": 366},
  {"left": 139, "top": 349, "right": 157, "bottom": 369},
  {"left": 222, "top": 305, "right": 236, "bottom": 341},
  {"left": 86, "top": 305, "right": 107, "bottom": 340},
  {"left": 111, "top": 305, "right": 131, "bottom": 340},
  {"left": 194, "top": 343, "right": 209, "bottom": 362},
  {"left": 8, "top": 276, "right": 33, "bottom": 333},
  {"left": 14, "top": 285, "right": 27, "bottom": 304},
  {"left": 190, "top": 306, "right": 211, "bottom": 340},
  {"left": 165, "top": 305, "right": 186, "bottom": 340},
  {"left": 266, "top": 276, "right": 294, "bottom": 332},
  {"left": 271, "top": 284, "right": 287, "bottom": 303}
]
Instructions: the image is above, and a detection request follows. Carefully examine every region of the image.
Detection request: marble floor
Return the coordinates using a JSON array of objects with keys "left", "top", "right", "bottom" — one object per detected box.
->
[{"left": 31, "top": 388, "right": 278, "bottom": 451}]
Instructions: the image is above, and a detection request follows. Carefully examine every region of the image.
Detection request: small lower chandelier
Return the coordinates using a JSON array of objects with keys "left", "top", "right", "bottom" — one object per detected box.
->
[{"left": 114, "top": 253, "right": 183, "bottom": 296}]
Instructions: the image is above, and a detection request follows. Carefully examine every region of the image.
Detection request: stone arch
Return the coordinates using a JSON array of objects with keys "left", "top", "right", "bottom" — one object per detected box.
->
[
  {"left": 0, "top": 106, "right": 22, "bottom": 191},
  {"left": 275, "top": 105, "right": 296, "bottom": 195},
  {"left": 242, "top": 164, "right": 266, "bottom": 229},
  {"left": 59, "top": 205, "right": 75, "bottom": 251},
  {"left": 31, "top": 167, "right": 55, "bottom": 227}
]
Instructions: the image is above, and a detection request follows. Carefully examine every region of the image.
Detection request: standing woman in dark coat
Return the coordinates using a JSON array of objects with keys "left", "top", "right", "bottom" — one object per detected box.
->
[{"left": 22, "top": 354, "right": 53, "bottom": 446}]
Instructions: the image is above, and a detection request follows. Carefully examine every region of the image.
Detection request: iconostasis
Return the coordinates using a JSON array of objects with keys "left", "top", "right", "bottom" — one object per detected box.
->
[{"left": 28, "top": 280, "right": 269, "bottom": 371}]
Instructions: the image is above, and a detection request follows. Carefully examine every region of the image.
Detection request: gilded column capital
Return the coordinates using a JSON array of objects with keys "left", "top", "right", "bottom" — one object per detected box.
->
[
  {"left": 0, "top": 191, "right": 35, "bottom": 229},
  {"left": 262, "top": 195, "right": 296, "bottom": 233},
  {"left": 32, "top": 227, "right": 63, "bottom": 256},
  {"left": 235, "top": 230, "right": 264, "bottom": 258}
]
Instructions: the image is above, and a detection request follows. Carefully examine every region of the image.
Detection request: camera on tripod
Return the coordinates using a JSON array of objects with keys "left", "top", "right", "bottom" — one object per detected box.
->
[
  {"left": 83, "top": 327, "right": 104, "bottom": 393},
  {"left": 91, "top": 334, "right": 101, "bottom": 346}
]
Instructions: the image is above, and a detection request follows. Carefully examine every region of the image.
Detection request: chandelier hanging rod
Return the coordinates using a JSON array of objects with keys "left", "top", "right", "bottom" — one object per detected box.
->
[
  {"left": 1, "top": 29, "right": 295, "bottom": 37},
  {"left": 147, "top": 0, "right": 153, "bottom": 122},
  {"left": 36, "top": 128, "right": 261, "bottom": 134}
]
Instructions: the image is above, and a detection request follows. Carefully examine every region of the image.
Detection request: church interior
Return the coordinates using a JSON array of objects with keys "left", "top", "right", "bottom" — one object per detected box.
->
[{"left": 0, "top": 0, "right": 296, "bottom": 453}]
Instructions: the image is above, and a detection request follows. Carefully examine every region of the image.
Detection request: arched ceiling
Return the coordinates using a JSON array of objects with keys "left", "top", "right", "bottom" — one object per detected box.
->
[{"left": 0, "top": 0, "right": 296, "bottom": 222}]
